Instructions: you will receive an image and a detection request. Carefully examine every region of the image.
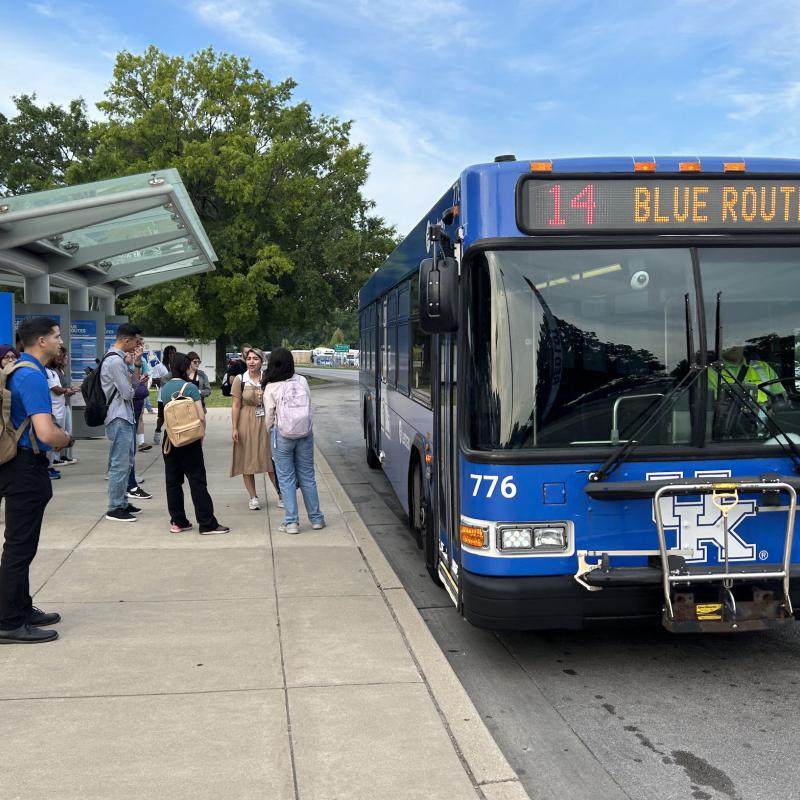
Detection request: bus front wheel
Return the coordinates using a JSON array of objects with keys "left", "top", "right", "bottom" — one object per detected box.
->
[{"left": 411, "top": 463, "right": 442, "bottom": 586}]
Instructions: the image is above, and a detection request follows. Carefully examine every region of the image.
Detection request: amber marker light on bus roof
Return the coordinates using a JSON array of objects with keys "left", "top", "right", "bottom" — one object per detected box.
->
[
  {"left": 724, "top": 162, "right": 746, "bottom": 172},
  {"left": 679, "top": 162, "right": 701, "bottom": 171},
  {"left": 530, "top": 161, "right": 552, "bottom": 172},
  {"left": 634, "top": 162, "right": 657, "bottom": 172},
  {"left": 460, "top": 523, "right": 487, "bottom": 548}
]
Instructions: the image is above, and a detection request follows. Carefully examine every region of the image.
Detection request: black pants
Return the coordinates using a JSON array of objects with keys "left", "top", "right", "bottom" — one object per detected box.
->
[
  {"left": 155, "top": 401, "right": 164, "bottom": 433},
  {"left": 0, "top": 449, "right": 52, "bottom": 629},
  {"left": 163, "top": 440, "right": 218, "bottom": 531}
]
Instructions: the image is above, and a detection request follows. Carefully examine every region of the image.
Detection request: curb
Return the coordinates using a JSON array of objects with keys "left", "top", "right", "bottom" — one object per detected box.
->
[{"left": 316, "top": 450, "right": 531, "bottom": 800}]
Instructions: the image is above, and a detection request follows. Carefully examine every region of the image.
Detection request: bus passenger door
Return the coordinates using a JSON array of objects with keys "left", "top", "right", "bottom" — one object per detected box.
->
[
  {"left": 433, "top": 334, "right": 459, "bottom": 603},
  {"left": 376, "top": 298, "right": 387, "bottom": 460}
]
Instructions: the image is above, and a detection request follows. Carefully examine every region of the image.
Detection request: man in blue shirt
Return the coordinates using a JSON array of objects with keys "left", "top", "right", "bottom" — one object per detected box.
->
[{"left": 0, "top": 317, "right": 72, "bottom": 643}]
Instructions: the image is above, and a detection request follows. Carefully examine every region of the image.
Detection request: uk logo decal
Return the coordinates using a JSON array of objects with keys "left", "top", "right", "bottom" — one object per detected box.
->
[{"left": 648, "top": 470, "right": 757, "bottom": 564}]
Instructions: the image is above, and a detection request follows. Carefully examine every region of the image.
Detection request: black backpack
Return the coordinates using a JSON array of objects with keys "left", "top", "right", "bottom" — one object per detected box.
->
[{"left": 81, "top": 351, "right": 122, "bottom": 427}]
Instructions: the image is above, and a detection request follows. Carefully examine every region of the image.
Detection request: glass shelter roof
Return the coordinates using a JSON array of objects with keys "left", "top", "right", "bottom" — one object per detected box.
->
[{"left": 0, "top": 168, "right": 217, "bottom": 300}]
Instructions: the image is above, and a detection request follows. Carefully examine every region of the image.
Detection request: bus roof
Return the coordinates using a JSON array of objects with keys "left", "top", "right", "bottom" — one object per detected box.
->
[{"left": 359, "top": 156, "right": 800, "bottom": 310}]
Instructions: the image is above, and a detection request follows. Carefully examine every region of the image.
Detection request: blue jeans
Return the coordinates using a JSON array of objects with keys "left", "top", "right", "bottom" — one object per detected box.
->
[
  {"left": 106, "top": 418, "right": 135, "bottom": 512},
  {"left": 272, "top": 430, "right": 324, "bottom": 526}
]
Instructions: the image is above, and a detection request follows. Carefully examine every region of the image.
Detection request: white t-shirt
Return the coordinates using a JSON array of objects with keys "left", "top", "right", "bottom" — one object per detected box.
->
[{"left": 46, "top": 367, "right": 66, "bottom": 422}]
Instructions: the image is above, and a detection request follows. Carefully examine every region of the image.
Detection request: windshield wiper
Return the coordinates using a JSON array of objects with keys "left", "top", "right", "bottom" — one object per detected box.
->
[
  {"left": 589, "top": 292, "right": 702, "bottom": 483},
  {"left": 712, "top": 364, "right": 800, "bottom": 473},
  {"left": 588, "top": 365, "right": 707, "bottom": 483},
  {"left": 711, "top": 291, "right": 800, "bottom": 473}
]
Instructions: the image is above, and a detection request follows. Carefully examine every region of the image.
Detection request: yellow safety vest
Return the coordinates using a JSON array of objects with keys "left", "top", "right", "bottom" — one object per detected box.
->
[{"left": 709, "top": 359, "right": 781, "bottom": 405}]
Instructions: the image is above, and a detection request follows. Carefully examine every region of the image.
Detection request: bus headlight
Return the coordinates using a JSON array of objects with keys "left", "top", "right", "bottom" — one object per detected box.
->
[
  {"left": 499, "top": 527, "right": 533, "bottom": 550},
  {"left": 498, "top": 524, "right": 569, "bottom": 552},
  {"left": 533, "top": 525, "right": 568, "bottom": 550}
]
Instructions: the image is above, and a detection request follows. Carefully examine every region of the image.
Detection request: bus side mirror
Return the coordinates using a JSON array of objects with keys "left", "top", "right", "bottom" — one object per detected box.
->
[{"left": 420, "top": 257, "right": 459, "bottom": 334}]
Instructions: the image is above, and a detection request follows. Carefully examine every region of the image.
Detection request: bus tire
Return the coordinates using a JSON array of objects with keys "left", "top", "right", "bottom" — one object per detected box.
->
[
  {"left": 365, "top": 421, "right": 381, "bottom": 470},
  {"left": 411, "top": 462, "right": 442, "bottom": 586}
]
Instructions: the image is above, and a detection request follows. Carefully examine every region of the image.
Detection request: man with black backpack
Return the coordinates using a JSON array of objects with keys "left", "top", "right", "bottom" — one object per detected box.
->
[
  {"left": 100, "top": 323, "right": 145, "bottom": 522},
  {"left": 0, "top": 318, "right": 72, "bottom": 643}
]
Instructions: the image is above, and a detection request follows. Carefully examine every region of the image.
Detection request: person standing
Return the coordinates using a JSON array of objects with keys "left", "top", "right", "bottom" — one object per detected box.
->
[
  {"left": 45, "top": 350, "right": 69, "bottom": 479},
  {"left": 222, "top": 343, "right": 250, "bottom": 396},
  {"left": 125, "top": 336, "right": 153, "bottom": 502},
  {"left": 0, "top": 345, "right": 18, "bottom": 368},
  {"left": 231, "top": 347, "right": 281, "bottom": 511},
  {"left": 186, "top": 351, "right": 211, "bottom": 409},
  {"left": 101, "top": 323, "right": 144, "bottom": 522},
  {"left": 153, "top": 345, "right": 176, "bottom": 446},
  {"left": 53, "top": 346, "right": 78, "bottom": 467},
  {"left": 161, "top": 353, "right": 229, "bottom": 534},
  {"left": 263, "top": 347, "right": 324, "bottom": 534},
  {"left": 0, "top": 317, "right": 71, "bottom": 643}
]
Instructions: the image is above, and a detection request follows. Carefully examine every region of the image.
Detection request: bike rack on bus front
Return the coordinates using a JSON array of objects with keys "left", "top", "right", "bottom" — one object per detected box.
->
[{"left": 653, "top": 480, "right": 797, "bottom": 632}]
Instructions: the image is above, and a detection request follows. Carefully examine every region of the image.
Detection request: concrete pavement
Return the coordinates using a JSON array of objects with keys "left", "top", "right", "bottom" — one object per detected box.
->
[{"left": 0, "top": 408, "right": 529, "bottom": 800}]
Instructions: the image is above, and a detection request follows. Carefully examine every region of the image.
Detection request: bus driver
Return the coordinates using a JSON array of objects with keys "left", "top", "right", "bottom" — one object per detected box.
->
[{"left": 709, "top": 340, "right": 787, "bottom": 407}]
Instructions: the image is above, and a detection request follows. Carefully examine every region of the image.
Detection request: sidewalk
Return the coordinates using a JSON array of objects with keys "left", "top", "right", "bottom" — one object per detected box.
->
[{"left": 0, "top": 408, "right": 528, "bottom": 800}]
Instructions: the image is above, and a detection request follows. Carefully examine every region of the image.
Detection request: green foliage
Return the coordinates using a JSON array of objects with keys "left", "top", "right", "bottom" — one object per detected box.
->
[
  {"left": 0, "top": 94, "right": 96, "bottom": 195},
  {"left": 329, "top": 327, "right": 345, "bottom": 346},
  {"left": 0, "top": 46, "right": 398, "bottom": 358}
]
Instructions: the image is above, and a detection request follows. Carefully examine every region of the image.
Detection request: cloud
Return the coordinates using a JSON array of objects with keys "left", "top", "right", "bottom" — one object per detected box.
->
[
  {"left": 27, "top": 0, "right": 133, "bottom": 53},
  {"left": 342, "top": 91, "right": 482, "bottom": 231},
  {"left": 0, "top": 30, "right": 110, "bottom": 118},
  {"left": 186, "top": 0, "right": 303, "bottom": 64}
]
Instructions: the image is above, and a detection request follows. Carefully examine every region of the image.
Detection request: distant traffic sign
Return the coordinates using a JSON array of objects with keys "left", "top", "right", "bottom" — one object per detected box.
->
[{"left": 334, "top": 344, "right": 349, "bottom": 352}]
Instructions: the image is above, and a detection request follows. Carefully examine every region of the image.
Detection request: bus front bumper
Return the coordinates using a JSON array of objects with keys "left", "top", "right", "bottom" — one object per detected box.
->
[{"left": 460, "top": 567, "right": 800, "bottom": 631}]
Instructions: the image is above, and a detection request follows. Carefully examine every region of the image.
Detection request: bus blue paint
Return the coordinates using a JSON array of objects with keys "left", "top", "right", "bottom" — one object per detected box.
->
[{"left": 360, "top": 156, "right": 800, "bottom": 631}]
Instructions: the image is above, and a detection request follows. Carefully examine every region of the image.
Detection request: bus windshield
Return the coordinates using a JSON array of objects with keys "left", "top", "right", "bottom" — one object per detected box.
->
[{"left": 465, "top": 247, "right": 800, "bottom": 451}]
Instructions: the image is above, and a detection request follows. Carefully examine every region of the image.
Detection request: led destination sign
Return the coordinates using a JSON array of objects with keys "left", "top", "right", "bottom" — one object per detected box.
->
[{"left": 517, "top": 176, "right": 800, "bottom": 234}]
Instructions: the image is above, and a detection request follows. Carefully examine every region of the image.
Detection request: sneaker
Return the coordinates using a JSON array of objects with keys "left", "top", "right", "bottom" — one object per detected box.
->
[
  {"left": 169, "top": 521, "right": 194, "bottom": 533},
  {"left": 311, "top": 520, "right": 326, "bottom": 530},
  {"left": 137, "top": 443, "right": 153, "bottom": 452},
  {"left": 146, "top": 407, "right": 156, "bottom": 414},
  {"left": 127, "top": 486, "right": 152, "bottom": 500},
  {"left": 57, "top": 457, "right": 77, "bottom": 466},
  {"left": 153, "top": 431, "right": 162, "bottom": 445},
  {"left": 0, "top": 624, "right": 58, "bottom": 644},
  {"left": 277, "top": 498, "right": 285, "bottom": 508},
  {"left": 48, "top": 468, "right": 61, "bottom": 480},
  {"left": 279, "top": 522, "right": 300, "bottom": 535},
  {"left": 125, "top": 504, "right": 141, "bottom": 515},
  {"left": 200, "top": 525, "right": 230, "bottom": 535},
  {"left": 28, "top": 606, "right": 61, "bottom": 627},
  {"left": 248, "top": 496, "right": 261, "bottom": 511},
  {"left": 105, "top": 508, "right": 137, "bottom": 522}
]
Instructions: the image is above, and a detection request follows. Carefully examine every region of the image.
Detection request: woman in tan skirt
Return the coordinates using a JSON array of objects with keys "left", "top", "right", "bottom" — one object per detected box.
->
[{"left": 230, "top": 347, "right": 282, "bottom": 510}]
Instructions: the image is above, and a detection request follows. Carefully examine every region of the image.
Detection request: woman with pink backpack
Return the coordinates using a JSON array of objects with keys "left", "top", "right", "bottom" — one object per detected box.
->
[{"left": 262, "top": 348, "right": 325, "bottom": 535}]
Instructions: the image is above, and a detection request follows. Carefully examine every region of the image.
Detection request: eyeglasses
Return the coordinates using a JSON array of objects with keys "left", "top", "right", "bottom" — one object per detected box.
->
[{"left": 191, "top": 359, "right": 200, "bottom": 363}]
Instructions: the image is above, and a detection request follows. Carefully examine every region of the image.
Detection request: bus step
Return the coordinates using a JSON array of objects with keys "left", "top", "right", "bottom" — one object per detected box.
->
[{"left": 663, "top": 588, "right": 794, "bottom": 633}]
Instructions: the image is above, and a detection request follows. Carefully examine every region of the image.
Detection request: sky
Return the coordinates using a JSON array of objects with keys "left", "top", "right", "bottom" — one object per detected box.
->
[{"left": 1, "top": 0, "right": 800, "bottom": 233}]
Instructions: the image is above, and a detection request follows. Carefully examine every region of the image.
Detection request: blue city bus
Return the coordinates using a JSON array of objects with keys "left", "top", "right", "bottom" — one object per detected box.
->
[{"left": 359, "top": 155, "right": 800, "bottom": 632}]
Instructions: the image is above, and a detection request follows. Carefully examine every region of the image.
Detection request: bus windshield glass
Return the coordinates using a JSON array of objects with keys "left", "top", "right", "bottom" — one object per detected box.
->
[{"left": 466, "top": 247, "right": 800, "bottom": 450}]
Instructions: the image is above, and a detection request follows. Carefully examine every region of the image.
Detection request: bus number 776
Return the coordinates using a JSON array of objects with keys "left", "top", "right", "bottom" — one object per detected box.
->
[{"left": 469, "top": 474, "right": 518, "bottom": 499}]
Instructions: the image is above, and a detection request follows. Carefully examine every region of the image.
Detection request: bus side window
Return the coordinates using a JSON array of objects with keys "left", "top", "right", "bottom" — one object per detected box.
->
[{"left": 411, "top": 275, "right": 432, "bottom": 405}]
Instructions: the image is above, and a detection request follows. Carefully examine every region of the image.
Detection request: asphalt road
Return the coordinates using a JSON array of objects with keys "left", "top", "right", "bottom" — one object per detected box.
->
[
  {"left": 297, "top": 365, "right": 359, "bottom": 383},
  {"left": 309, "top": 375, "right": 800, "bottom": 800}
]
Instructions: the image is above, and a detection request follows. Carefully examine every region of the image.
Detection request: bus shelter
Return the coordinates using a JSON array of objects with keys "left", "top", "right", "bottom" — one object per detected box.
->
[{"left": 0, "top": 169, "right": 217, "bottom": 433}]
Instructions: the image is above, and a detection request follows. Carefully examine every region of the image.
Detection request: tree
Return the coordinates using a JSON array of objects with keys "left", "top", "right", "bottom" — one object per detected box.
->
[
  {"left": 67, "top": 47, "right": 397, "bottom": 371},
  {"left": 0, "top": 94, "right": 96, "bottom": 196},
  {"left": 0, "top": 47, "right": 397, "bottom": 375},
  {"left": 329, "top": 327, "right": 345, "bottom": 347}
]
